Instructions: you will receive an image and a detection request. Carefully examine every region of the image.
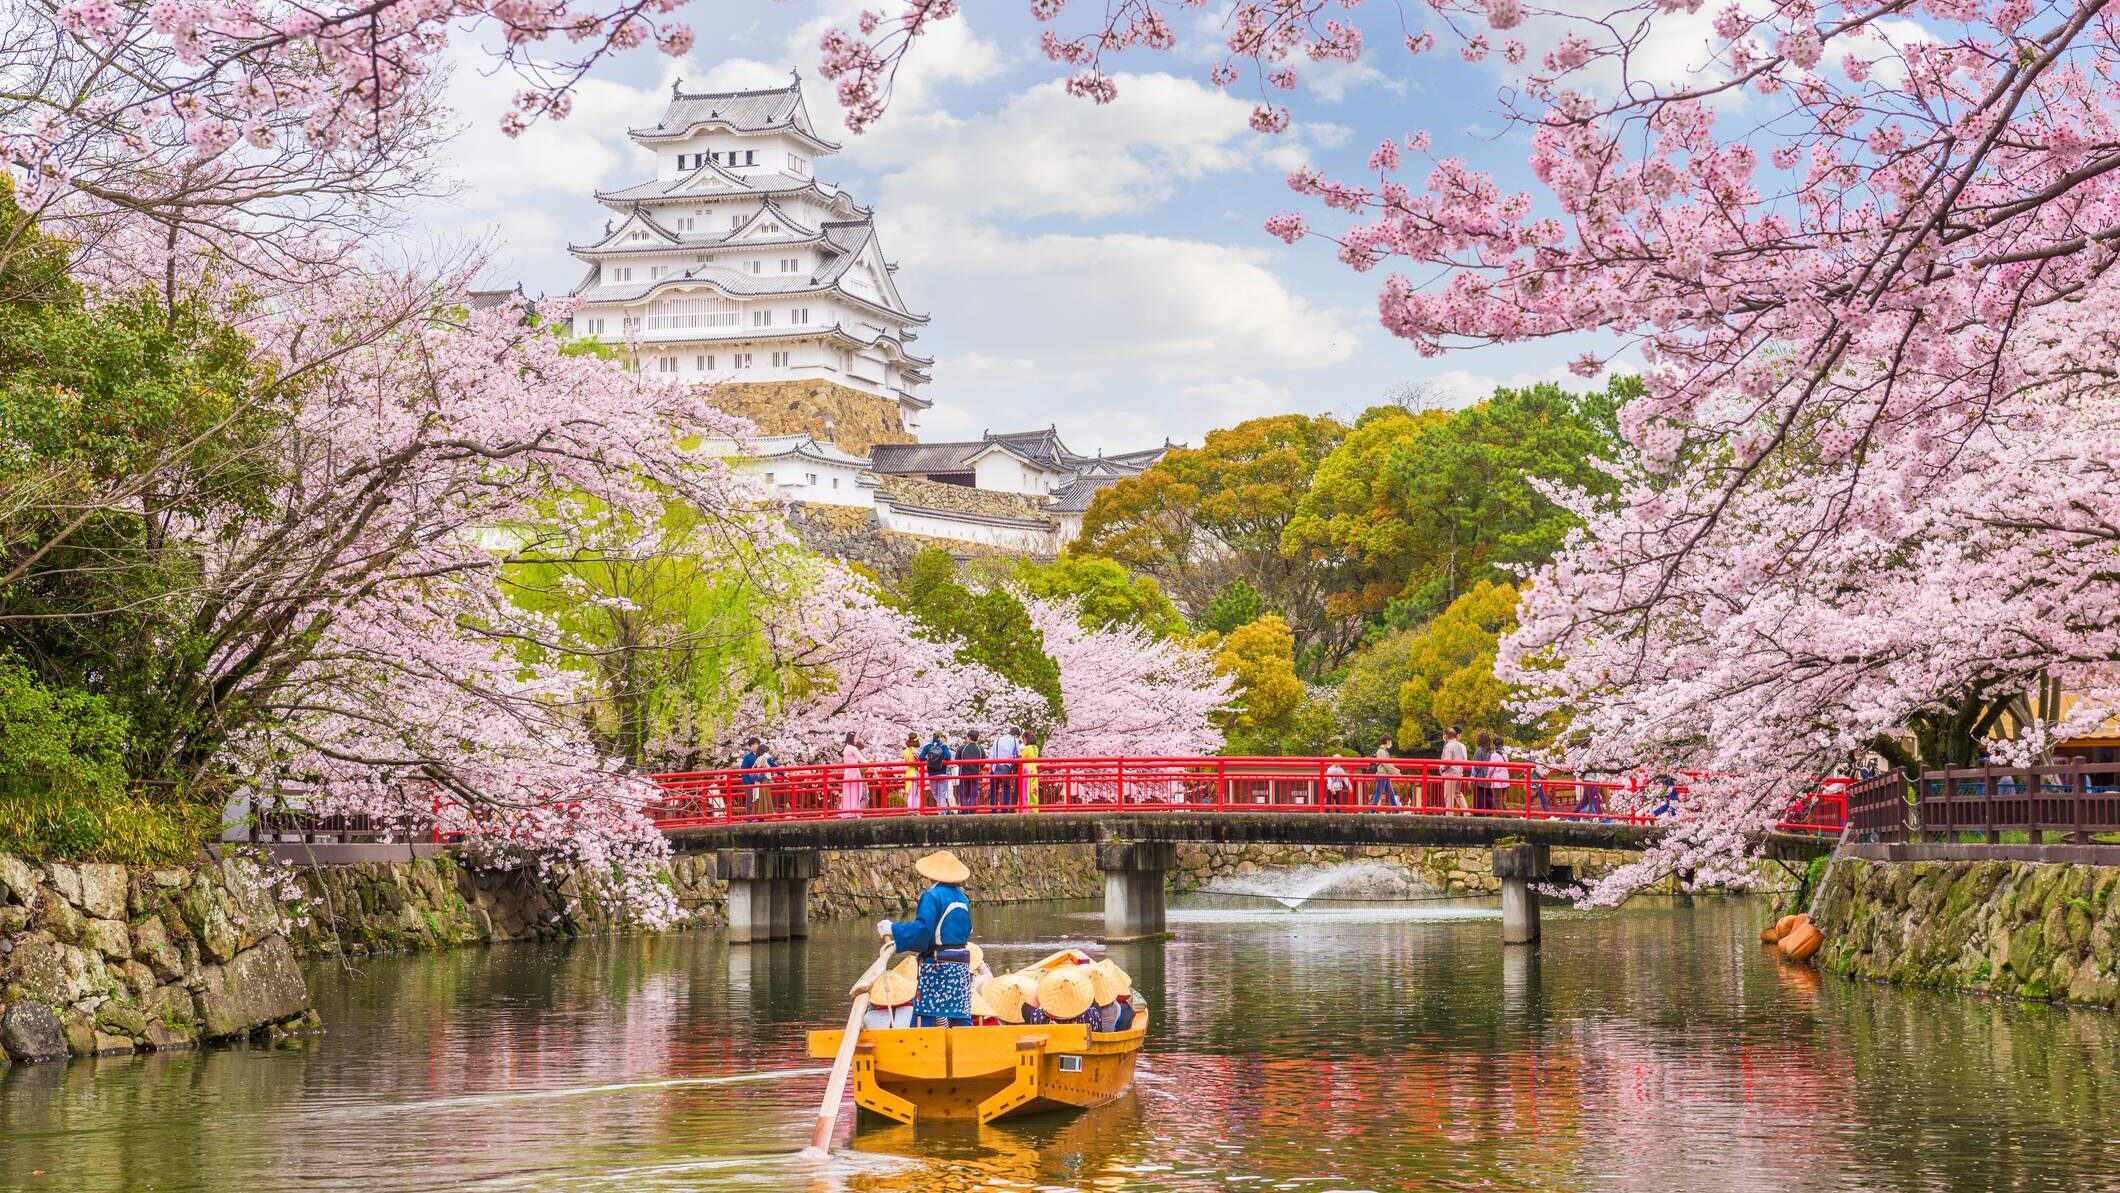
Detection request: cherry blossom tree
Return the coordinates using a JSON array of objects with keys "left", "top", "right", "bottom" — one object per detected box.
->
[
  {"left": 1024, "top": 595, "right": 1232, "bottom": 757},
  {"left": 744, "top": 559, "right": 1050, "bottom": 763}
]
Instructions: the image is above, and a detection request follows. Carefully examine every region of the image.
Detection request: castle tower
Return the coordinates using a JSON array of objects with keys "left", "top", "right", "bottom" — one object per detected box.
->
[{"left": 567, "top": 74, "right": 930, "bottom": 452}]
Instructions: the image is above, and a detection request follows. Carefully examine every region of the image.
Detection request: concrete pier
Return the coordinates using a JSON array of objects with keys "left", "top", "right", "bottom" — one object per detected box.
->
[
  {"left": 1491, "top": 841, "right": 1551, "bottom": 946},
  {"left": 714, "top": 849, "right": 819, "bottom": 944},
  {"left": 1097, "top": 841, "right": 1176, "bottom": 942}
]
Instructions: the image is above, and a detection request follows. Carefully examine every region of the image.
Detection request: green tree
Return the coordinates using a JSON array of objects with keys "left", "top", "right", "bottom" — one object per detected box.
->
[
  {"left": 1075, "top": 413, "right": 1355, "bottom": 670},
  {"left": 1335, "top": 581, "right": 1532, "bottom": 752},
  {"left": 1206, "top": 613, "right": 1308, "bottom": 753},
  {"left": 1284, "top": 378, "right": 1630, "bottom": 627},
  {"left": 996, "top": 553, "right": 1186, "bottom": 638},
  {"left": 891, "top": 549, "right": 1063, "bottom": 717},
  {"left": 503, "top": 498, "right": 788, "bottom": 769},
  {"left": 1200, "top": 577, "right": 1268, "bottom": 635},
  {"left": 0, "top": 189, "right": 285, "bottom": 810}
]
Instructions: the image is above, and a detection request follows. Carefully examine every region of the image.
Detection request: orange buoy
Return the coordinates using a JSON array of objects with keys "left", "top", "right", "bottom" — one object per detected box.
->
[
  {"left": 1761, "top": 913, "right": 1804, "bottom": 943},
  {"left": 1778, "top": 920, "right": 1823, "bottom": 962}
]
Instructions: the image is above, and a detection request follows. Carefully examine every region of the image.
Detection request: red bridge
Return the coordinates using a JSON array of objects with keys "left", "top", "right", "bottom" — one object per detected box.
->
[{"left": 644, "top": 754, "right": 1850, "bottom": 836}]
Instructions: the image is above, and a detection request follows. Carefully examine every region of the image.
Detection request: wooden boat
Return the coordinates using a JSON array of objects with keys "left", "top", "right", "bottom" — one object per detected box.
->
[{"left": 805, "top": 949, "right": 1148, "bottom": 1126}]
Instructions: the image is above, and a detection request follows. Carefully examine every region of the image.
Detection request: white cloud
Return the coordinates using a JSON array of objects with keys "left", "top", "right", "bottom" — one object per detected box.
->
[{"left": 846, "top": 72, "right": 1308, "bottom": 221}]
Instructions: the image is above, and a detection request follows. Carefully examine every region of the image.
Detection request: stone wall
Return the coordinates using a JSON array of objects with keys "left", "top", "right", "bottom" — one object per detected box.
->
[
  {"left": 0, "top": 856, "right": 314, "bottom": 1067},
  {"left": 877, "top": 474, "right": 1054, "bottom": 523},
  {"left": 712, "top": 380, "right": 912, "bottom": 455},
  {"left": 1814, "top": 857, "right": 2120, "bottom": 1008},
  {"left": 784, "top": 503, "right": 1033, "bottom": 581}
]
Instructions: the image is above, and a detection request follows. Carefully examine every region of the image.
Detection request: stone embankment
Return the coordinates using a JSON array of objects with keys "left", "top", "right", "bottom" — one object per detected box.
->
[
  {"left": 0, "top": 855, "right": 312, "bottom": 1067},
  {"left": 1815, "top": 857, "right": 2120, "bottom": 1008}
]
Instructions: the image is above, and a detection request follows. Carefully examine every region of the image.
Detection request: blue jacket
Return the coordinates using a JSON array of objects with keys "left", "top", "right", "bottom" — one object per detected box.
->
[{"left": 888, "top": 882, "right": 971, "bottom": 955}]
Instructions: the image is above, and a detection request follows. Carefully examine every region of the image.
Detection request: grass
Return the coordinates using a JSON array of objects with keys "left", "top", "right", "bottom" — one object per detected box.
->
[{"left": 0, "top": 780, "right": 220, "bottom": 865}]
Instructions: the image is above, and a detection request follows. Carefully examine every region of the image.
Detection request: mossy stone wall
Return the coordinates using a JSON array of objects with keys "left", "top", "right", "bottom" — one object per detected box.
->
[{"left": 1815, "top": 857, "right": 2120, "bottom": 1007}]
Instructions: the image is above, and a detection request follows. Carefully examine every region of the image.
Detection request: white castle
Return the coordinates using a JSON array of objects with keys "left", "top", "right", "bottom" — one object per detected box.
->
[
  {"left": 569, "top": 73, "right": 931, "bottom": 429},
  {"left": 568, "top": 76, "right": 1169, "bottom": 552}
]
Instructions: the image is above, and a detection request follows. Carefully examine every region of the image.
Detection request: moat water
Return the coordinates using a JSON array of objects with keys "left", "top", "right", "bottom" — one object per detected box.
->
[{"left": 5, "top": 895, "right": 2120, "bottom": 1191}]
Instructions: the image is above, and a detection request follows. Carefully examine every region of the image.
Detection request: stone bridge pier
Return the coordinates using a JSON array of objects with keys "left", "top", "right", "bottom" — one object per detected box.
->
[
  {"left": 1098, "top": 841, "right": 1176, "bottom": 943},
  {"left": 1492, "top": 841, "right": 1551, "bottom": 945},
  {"left": 714, "top": 849, "right": 821, "bottom": 944}
]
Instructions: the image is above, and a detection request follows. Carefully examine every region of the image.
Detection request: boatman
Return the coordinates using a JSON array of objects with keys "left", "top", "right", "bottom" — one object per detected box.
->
[{"left": 876, "top": 850, "right": 975, "bottom": 1027}]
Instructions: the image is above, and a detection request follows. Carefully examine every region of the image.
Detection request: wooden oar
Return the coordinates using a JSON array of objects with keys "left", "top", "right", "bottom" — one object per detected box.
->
[{"left": 801, "top": 942, "right": 896, "bottom": 1159}]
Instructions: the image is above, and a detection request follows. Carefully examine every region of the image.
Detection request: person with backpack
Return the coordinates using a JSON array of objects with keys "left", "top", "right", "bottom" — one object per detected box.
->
[
  {"left": 989, "top": 725, "right": 1022, "bottom": 808},
  {"left": 954, "top": 730, "right": 989, "bottom": 812},
  {"left": 918, "top": 731, "right": 953, "bottom": 812}
]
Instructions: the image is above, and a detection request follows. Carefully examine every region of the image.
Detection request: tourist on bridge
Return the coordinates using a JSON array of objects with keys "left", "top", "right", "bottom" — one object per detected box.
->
[
  {"left": 1324, "top": 756, "right": 1351, "bottom": 807},
  {"left": 1372, "top": 736, "right": 1401, "bottom": 807},
  {"left": 1022, "top": 731, "right": 1041, "bottom": 807},
  {"left": 876, "top": 850, "right": 976, "bottom": 1026},
  {"left": 919, "top": 731, "right": 953, "bottom": 811},
  {"left": 902, "top": 732, "right": 923, "bottom": 810},
  {"left": 738, "top": 737, "right": 774, "bottom": 816},
  {"left": 1441, "top": 726, "right": 1469, "bottom": 810},
  {"left": 1473, "top": 732, "right": 1507, "bottom": 811},
  {"left": 990, "top": 726, "right": 1022, "bottom": 807},
  {"left": 840, "top": 732, "right": 867, "bottom": 814},
  {"left": 955, "top": 730, "right": 988, "bottom": 811}
]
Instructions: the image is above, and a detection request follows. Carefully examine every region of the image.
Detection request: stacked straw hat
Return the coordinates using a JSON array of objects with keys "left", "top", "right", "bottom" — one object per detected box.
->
[
  {"left": 1088, "top": 959, "right": 1132, "bottom": 1006},
  {"left": 1036, "top": 966, "right": 1096, "bottom": 1021},
  {"left": 968, "top": 986, "right": 996, "bottom": 1020},
  {"left": 985, "top": 974, "right": 1033, "bottom": 1024},
  {"left": 913, "top": 850, "right": 970, "bottom": 884},
  {"left": 867, "top": 957, "right": 918, "bottom": 1008}
]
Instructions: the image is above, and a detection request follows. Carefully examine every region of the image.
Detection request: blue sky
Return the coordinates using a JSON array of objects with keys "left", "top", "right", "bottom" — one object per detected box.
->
[{"left": 423, "top": 0, "right": 1605, "bottom": 452}]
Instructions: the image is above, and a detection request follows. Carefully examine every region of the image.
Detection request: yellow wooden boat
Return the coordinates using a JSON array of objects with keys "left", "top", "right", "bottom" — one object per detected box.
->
[{"left": 805, "top": 949, "right": 1148, "bottom": 1127}]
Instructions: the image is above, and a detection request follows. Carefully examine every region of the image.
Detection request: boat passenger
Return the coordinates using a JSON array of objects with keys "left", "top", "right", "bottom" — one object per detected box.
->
[
  {"left": 861, "top": 958, "right": 918, "bottom": 1030},
  {"left": 876, "top": 850, "right": 976, "bottom": 1027},
  {"left": 1089, "top": 959, "right": 1134, "bottom": 1032},
  {"left": 986, "top": 973, "right": 1033, "bottom": 1025},
  {"left": 1034, "top": 966, "right": 1098, "bottom": 1027}
]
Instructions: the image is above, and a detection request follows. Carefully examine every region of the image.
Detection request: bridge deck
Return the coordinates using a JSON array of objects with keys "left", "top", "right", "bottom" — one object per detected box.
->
[{"left": 665, "top": 809, "right": 1834, "bottom": 859}]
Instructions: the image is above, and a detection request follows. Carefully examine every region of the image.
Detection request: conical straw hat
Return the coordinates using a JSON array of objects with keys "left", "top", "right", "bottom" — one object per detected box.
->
[
  {"left": 1089, "top": 958, "right": 1130, "bottom": 1005},
  {"left": 968, "top": 987, "right": 995, "bottom": 1019},
  {"left": 914, "top": 850, "right": 970, "bottom": 884},
  {"left": 1037, "top": 966, "right": 1095, "bottom": 1021},
  {"left": 868, "top": 962, "right": 916, "bottom": 1008},
  {"left": 985, "top": 974, "right": 1031, "bottom": 1024},
  {"left": 967, "top": 941, "right": 984, "bottom": 972}
]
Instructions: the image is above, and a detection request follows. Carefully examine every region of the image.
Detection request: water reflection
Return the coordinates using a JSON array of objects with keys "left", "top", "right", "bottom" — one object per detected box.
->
[{"left": 4, "top": 896, "right": 2120, "bottom": 1191}]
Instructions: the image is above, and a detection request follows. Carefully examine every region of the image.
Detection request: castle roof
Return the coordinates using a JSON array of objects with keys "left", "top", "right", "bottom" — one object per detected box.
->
[
  {"left": 868, "top": 427, "right": 1169, "bottom": 491},
  {"left": 630, "top": 77, "right": 839, "bottom": 151}
]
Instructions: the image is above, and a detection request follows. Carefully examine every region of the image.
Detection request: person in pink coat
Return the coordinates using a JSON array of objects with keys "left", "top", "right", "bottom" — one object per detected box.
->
[{"left": 840, "top": 732, "right": 868, "bottom": 813}]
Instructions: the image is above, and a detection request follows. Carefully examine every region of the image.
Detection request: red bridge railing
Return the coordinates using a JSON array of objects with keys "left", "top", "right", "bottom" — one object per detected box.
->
[{"left": 645, "top": 755, "right": 1850, "bottom": 836}]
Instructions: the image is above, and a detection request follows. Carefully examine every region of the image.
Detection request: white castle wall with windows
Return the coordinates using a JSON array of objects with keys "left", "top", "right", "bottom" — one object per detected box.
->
[{"left": 566, "top": 74, "right": 931, "bottom": 429}]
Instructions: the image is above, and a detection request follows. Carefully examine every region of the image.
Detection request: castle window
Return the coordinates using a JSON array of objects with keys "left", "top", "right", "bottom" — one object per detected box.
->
[
  {"left": 831, "top": 476, "right": 840, "bottom": 489},
  {"left": 752, "top": 309, "right": 774, "bottom": 327},
  {"left": 790, "top": 307, "right": 810, "bottom": 325},
  {"left": 649, "top": 266, "right": 665, "bottom": 279},
  {"left": 749, "top": 260, "right": 763, "bottom": 275},
  {"left": 656, "top": 356, "right": 679, "bottom": 374},
  {"left": 780, "top": 258, "right": 800, "bottom": 273},
  {"left": 645, "top": 297, "right": 737, "bottom": 330},
  {"left": 770, "top": 350, "right": 790, "bottom": 367},
  {"left": 733, "top": 352, "right": 753, "bottom": 368},
  {"left": 608, "top": 266, "right": 632, "bottom": 282},
  {"left": 806, "top": 473, "right": 819, "bottom": 486},
  {"left": 694, "top": 355, "right": 705, "bottom": 370},
  {"left": 730, "top": 214, "right": 743, "bottom": 229}
]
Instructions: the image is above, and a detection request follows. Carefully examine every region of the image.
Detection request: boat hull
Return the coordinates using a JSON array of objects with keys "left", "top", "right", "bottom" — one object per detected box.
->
[{"left": 806, "top": 1017, "right": 1148, "bottom": 1126}]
